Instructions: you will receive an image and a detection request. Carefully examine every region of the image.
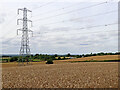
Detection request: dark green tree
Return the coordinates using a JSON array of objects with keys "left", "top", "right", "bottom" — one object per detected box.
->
[
  {"left": 58, "top": 57, "right": 61, "bottom": 60},
  {"left": 10, "top": 56, "right": 18, "bottom": 62},
  {"left": 67, "top": 53, "right": 71, "bottom": 57},
  {"left": 46, "top": 59, "right": 53, "bottom": 64},
  {"left": 54, "top": 54, "right": 58, "bottom": 57}
]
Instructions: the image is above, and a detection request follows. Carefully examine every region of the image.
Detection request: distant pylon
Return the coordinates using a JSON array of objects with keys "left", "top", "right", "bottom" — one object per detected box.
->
[{"left": 17, "top": 7, "right": 33, "bottom": 65}]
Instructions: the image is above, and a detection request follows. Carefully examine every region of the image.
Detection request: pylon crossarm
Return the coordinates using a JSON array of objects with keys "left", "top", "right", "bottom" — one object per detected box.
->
[
  {"left": 27, "top": 9, "right": 32, "bottom": 12},
  {"left": 17, "top": 29, "right": 23, "bottom": 35},
  {"left": 17, "top": 19, "right": 23, "bottom": 25},
  {"left": 28, "top": 30, "right": 33, "bottom": 37},
  {"left": 27, "top": 20, "right": 32, "bottom": 27},
  {"left": 18, "top": 8, "right": 23, "bottom": 15}
]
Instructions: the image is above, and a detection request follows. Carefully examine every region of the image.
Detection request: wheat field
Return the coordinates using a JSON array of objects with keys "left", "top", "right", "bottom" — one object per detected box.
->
[
  {"left": 2, "top": 62, "right": 118, "bottom": 88},
  {"left": 59, "top": 55, "right": 119, "bottom": 62}
]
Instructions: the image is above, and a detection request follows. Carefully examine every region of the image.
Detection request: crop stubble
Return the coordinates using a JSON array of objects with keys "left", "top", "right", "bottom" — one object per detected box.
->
[{"left": 2, "top": 62, "right": 118, "bottom": 88}]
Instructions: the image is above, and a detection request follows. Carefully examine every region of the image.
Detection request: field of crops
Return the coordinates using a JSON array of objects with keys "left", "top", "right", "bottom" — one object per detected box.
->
[
  {"left": 60, "top": 55, "right": 119, "bottom": 62},
  {"left": 2, "top": 62, "right": 118, "bottom": 88},
  {"left": 1, "top": 55, "right": 119, "bottom": 67}
]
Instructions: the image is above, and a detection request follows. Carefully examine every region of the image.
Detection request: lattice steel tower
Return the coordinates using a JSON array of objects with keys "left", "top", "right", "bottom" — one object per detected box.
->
[{"left": 17, "top": 7, "right": 33, "bottom": 64}]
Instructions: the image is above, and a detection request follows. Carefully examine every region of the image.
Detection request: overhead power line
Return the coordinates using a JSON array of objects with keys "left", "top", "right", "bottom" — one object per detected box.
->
[
  {"left": 34, "top": 1, "right": 108, "bottom": 21},
  {"left": 5, "top": 22, "right": 118, "bottom": 40},
  {"left": 33, "top": 22, "right": 117, "bottom": 37},
  {"left": 70, "top": 30, "right": 117, "bottom": 35},
  {"left": 32, "top": 29, "right": 117, "bottom": 38},
  {"left": 75, "top": 22, "right": 117, "bottom": 30},
  {"left": 32, "top": 3, "right": 81, "bottom": 17},
  {"left": 4, "top": 22, "right": 117, "bottom": 44},
  {"left": 34, "top": 10, "right": 117, "bottom": 26},
  {"left": 47, "top": 22, "right": 117, "bottom": 31},
  {"left": 33, "top": 0, "right": 55, "bottom": 10},
  {"left": 5, "top": 22, "right": 117, "bottom": 41},
  {"left": 4, "top": 29, "right": 117, "bottom": 47}
]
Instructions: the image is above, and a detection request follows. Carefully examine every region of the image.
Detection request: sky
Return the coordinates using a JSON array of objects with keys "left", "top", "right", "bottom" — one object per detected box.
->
[{"left": 0, "top": 0, "right": 119, "bottom": 55}]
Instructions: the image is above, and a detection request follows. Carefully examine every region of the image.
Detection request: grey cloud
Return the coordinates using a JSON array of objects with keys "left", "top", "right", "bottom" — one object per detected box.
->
[
  {"left": 0, "top": 18, "right": 4, "bottom": 24},
  {"left": 0, "top": 13, "right": 6, "bottom": 24},
  {"left": 2, "top": 37, "right": 19, "bottom": 47},
  {"left": 80, "top": 44, "right": 89, "bottom": 45},
  {"left": 71, "top": 18, "right": 94, "bottom": 24},
  {"left": 25, "top": 29, "right": 118, "bottom": 54},
  {"left": 33, "top": 28, "right": 110, "bottom": 47},
  {"left": 55, "top": 41, "right": 67, "bottom": 44}
]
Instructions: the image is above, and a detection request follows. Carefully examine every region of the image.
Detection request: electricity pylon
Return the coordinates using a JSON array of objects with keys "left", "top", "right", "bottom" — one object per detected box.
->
[{"left": 17, "top": 7, "right": 33, "bottom": 65}]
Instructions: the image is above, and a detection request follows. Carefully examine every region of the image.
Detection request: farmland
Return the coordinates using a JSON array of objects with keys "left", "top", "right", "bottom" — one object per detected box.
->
[
  {"left": 2, "top": 0, "right": 119, "bottom": 88},
  {"left": 1, "top": 55, "right": 119, "bottom": 68},
  {"left": 1, "top": 55, "right": 119, "bottom": 88},
  {"left": 62, "top": 55, "right": 119, "bottom": 62},
  {"left": 2, "top": 62, "right": 118, "bottom": 88}
]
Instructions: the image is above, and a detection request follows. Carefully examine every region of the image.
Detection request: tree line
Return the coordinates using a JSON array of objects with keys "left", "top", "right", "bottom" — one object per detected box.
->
[{"left": 2, "top": 52, "right": 120, "bottom": 62}]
